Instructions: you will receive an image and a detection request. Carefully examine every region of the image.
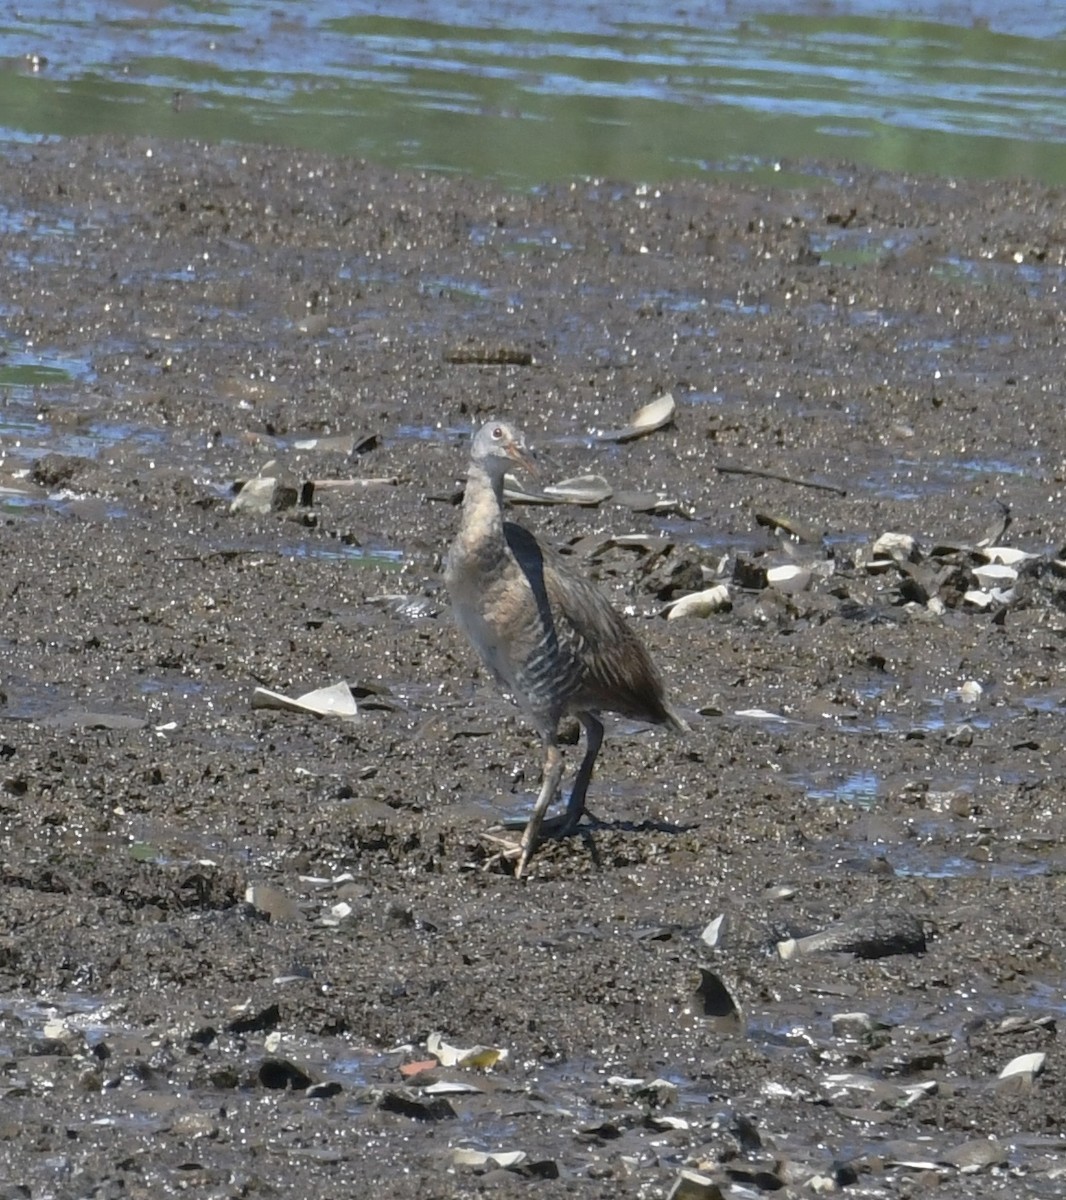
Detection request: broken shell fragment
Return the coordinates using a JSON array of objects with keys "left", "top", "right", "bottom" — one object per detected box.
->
[
  {"left": 502, "top": 474, "right": 553, "bottom": 504},
  {"left": 963, "top": 589, "right": 994, "bottom": 609},
  {"left": 426, "top": 1031, "right": 508, "bottom": 1070},
  {"left": 251, "top": 681, "right": 359, "bottom": 720},
  {"left": 542, "top": 474, "right": 613, "bottom": 506},
  {"left": 971, "top": 562, "right": 1018, "bottom": 589},
  {"left": 700, "top": 913, "right": 727, "bottom": 949},
  {"left": 600, "top": 392, "right": 677, "bottom": 442},
  {"left": 979, "top": 546, "right": 1036, "bottom": 566},
  {"left": 667, "top": 1168, "right": 724, "bottom": 1200},
  {"left": 452, "top": 1148, "right": 528, "bottom": 1169},
  {"left": 998, "top": 1051, "right": 1046, "bottom": 1083},
  {"left": 664, "top": 586, "right": 731, "bottom": 620},
  {"left": 870, "top": 531, "right": 919, "bottom": 563},
  {"left": 766, "top": 564, "right": 811, "bottom": 593}
]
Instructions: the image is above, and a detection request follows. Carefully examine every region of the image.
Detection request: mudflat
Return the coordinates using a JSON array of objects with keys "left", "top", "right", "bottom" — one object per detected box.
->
[{"left": 1, "top": 137, "right": 1064, "bottom": 1195}]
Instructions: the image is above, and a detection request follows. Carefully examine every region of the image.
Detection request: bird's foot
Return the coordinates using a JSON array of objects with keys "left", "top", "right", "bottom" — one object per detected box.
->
[
  {"left": 497, "top": 811, "right": 577, "bottom": 837},
  {"left": 482, "top": 810, "right": 584, "bottom": 877},
  {"left": 480, "top": 830, "right": 541, "bottom": 878}
]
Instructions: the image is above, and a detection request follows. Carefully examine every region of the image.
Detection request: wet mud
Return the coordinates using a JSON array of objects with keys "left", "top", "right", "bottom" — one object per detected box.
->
[{"left": 1, "top": 138, "right": 1066, "bottom": 1194}]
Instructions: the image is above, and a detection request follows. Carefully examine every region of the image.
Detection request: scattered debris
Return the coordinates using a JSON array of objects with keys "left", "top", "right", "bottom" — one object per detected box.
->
[
  {"left": 663, "top": 585, "right": 731, "bottom": 619},
  {"left": 444, "top": 343, "right": 534, "bottom": 365},
  {"left": 667, "top": 1168, "right": 725, "bottom": 1200},
  {"left": 777, "top": 908, "right": 927, "bottom": 960},
  {"left": 251, "top": 681, "right": 359, "bottom": 720},
  {"left": 998, "top": 1051, "right": 1046, "bottom": 1085},
  {"left": 542, "top": 474, "right": 613, "bottom": 506},
  {"left": 426, "top": 1031, "right": 508, "bottom": 1070},
  {"left": 715, "top": 461, "right": 847, "bottom": 496},
  {"left": 599, "top": 392, "right": 677, "bottom": 442}
]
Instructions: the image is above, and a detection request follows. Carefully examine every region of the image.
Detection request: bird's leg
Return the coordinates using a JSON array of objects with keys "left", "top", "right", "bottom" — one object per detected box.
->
[
  {"left": 482, "top": 739, "right": 566, "bottom": 876},
  {"left": 557, "top": 712, "right": 603, "bottom": 835},
  {"left": 485, "top": 716, "right": 604, "bottom": 873},
  {"left": 515, "top": 741, "right": 565, "bottom": 878}
]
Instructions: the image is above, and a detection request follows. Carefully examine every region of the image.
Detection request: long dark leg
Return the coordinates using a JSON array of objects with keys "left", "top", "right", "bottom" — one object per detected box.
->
[
  {"left": 558, "top": 712, "right": 603, "bottom": 835},
  {"left": 516, "top": 739, "right": 566, "bottom": 879}
]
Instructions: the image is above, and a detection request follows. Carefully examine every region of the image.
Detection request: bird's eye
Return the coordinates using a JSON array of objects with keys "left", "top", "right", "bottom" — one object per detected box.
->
[{"left": 491, "top": 426, "right": 504, "bottom": 440}]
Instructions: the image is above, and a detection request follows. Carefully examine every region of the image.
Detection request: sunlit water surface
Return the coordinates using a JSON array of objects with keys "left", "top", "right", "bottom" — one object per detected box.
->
[{"left": 0, "top": 1, "right": 1063, "bottom": 185}]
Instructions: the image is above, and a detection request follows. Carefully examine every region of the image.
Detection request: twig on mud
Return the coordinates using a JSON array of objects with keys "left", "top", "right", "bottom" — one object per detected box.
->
[{"left": 715, "top": 463, "right": 847, "bottom": 497}]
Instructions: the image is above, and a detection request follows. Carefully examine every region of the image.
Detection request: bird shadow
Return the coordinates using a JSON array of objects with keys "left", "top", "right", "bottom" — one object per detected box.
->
[
  {"left": 579, "top": 810, "right": 696, "bottom": 837},
  {"left": 482, "top": 808, "right": 696, "bottom": 876},
  {"left": 493, "top": 807, "right": 694, "bottom": 840}
]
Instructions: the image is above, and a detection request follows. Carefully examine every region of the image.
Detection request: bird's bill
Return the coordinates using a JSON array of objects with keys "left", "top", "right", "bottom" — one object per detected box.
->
[{"left": 502, "top": 431, "right": 538, "bottom": 476}]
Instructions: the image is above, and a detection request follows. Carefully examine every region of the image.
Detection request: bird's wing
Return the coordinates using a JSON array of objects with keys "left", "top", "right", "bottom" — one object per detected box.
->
[{"left": 504, "top": 521, "right": 673, "bottom": 722}]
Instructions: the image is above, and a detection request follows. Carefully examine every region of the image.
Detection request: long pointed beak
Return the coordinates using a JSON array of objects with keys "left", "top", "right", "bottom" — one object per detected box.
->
[{"left": 504, "top": 433, "right": 538, "bottom": 477}]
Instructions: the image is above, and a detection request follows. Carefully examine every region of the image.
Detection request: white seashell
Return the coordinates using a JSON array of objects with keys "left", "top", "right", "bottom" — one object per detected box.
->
[
  {"left": 735, "top": 708, "right": 790, "bottom": 722},
  {"left": 452, "top": 1148, "right": 527, "bottom": 1168},
  {"left": 700, "top": 914, "right": 727, "bottom": 948},
  {"left": 980, "top": 546, "right": 1036, "bottom": 566},
  {"left": 251, "top": 682, "right": 359, "bottom": 719},
  {"left": 864, "top": 557, "right": 897, "bottom": 575},
  {"left": 664, "top": 585, "right": 731, "bottom": 619},
  {"left": 998, "top": 1051, "right": 1046, "bottom": 1082},
  {"left": 958, "top": 680, "right": 983, "bottom": 704},
  {"left": 600, "top": 393, "right": 677, "bottom": 442},
  {"left": 648, "top": 1115, "right": 691, "bottom": 1131},
  {"left": 766, "top": 564, "right": 811, "bottom": 593},
  {"left": 972, "top": 562, "right": 1017, "bottom": 588},
  {"left": 668, "top": 1169, "right": 720, "bottom": 1200},
  {"left": 963, "top": 589, "right": 993, "bottom": 609},
  {"left": 542, "top": 474, "right": 613, "bottom": 506},
  {"left": 502, "top": 474, "right": 552, "bottom": 504},
  {"left": 870, "top": 531, "right": 918, "bottom": 562}
]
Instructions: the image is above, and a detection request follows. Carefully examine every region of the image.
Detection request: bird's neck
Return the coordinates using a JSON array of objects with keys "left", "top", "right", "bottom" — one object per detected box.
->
[{"left": 457, "top": 461, "right": 508, "bottom": 559}]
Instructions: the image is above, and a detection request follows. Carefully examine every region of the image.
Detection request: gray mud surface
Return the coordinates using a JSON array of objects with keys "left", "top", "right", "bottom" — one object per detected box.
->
[{"left": 1, "top": 139, "right": 1066, "bottom": 1195}]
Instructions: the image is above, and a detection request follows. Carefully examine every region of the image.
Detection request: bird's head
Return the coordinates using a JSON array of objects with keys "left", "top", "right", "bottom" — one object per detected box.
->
[{"left": 469, "top": 420, "right": 537, "bottom": 480}]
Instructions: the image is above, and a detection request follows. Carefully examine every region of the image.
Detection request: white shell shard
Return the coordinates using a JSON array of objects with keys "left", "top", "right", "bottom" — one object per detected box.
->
[
  {"left": 664, "top": 585, "right": 731, "bottom": 619},
  {"left": 230, "top": 473, "right": 278, "bottom": 515},
  {"left": 963, "top": 589, "right": 994, "bottom": 609},
  {"left": 766, "top": 564, "right": 811, "bottom": 593},
  {"left": 667, "top": 1168, "right": 723, "bottom": 1200},
  {"left": 542, "top": 474, "right": 613, "bottom": 506},
  {"left": 251, "top": 681, "right": 359, "bottom": 719},
  {"left": 601, "top": 392, "right": 677, "bottom": 442},
  {"left": 700, "top": 913, "right": 727, "bottom": 949},
  {"left": 979, "top": 546, "right": 1036, "bottom": 566},
  {"left": 502, "top": 473, "right": 553, "bottom": 504},
  {"left": 971, "top": 562, "right": 1017, "bottom": 588},
  {"left": 958, "top": 680, "right": 983, "bottom": 704},
  {"left": 998, "top": 1051, "right": 1046, "bottom": 1081},
  {"left": 426, "top": 1031, "right": 508, "bottom": 1070},
  {"left": 871, "top": 531, "right": 919, "bottom": 563},
  {"left": 452, "top": 1148, "right": 527, "bottom": 1168},
  {"left": 648, "top": 1114, "right": 691, "bottom": 1131}
]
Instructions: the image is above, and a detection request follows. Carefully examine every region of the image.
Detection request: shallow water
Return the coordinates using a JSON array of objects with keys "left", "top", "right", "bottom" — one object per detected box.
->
[{"left": 0, "top": 1, "right": 1063, "bottom": 184}]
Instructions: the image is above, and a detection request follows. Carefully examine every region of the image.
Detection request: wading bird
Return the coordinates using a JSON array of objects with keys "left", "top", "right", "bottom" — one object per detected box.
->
[{"left": 445, "top": 420, "right": 686, "bottom": 876}]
